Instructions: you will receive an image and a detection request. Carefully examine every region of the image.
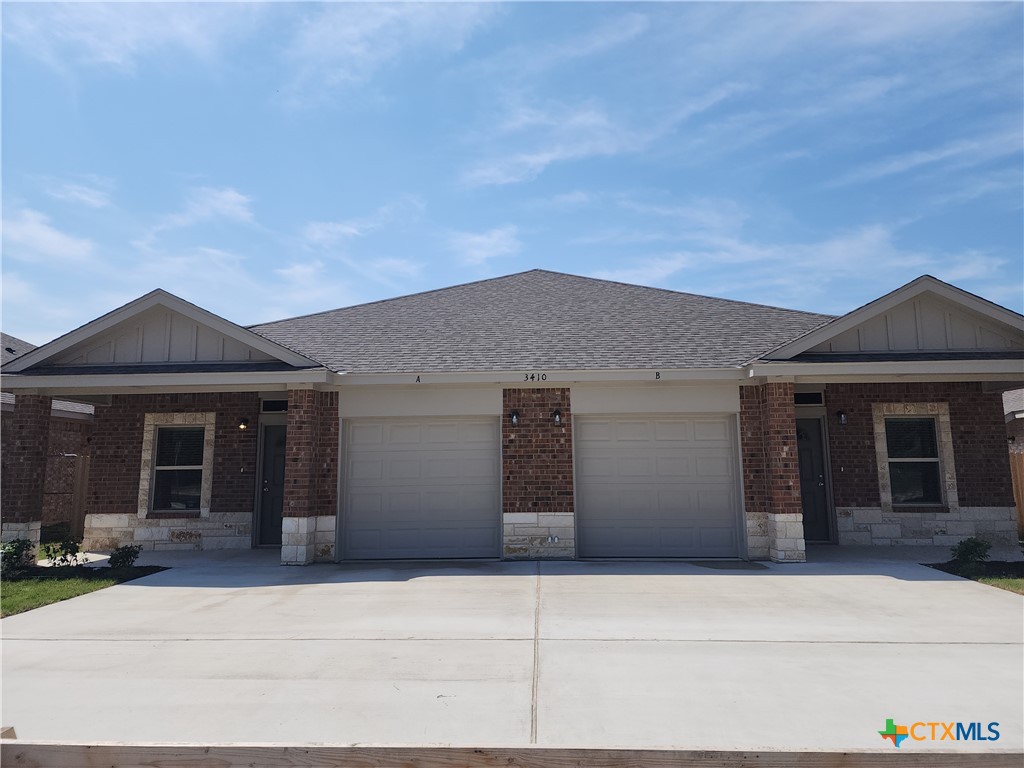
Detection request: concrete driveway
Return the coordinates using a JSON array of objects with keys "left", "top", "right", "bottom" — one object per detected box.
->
[{"left": 2, "top": 549, "right": 1021, "bottom": 753}]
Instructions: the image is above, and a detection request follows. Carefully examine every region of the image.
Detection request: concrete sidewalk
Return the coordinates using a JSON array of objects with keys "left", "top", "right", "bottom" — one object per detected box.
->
[{"left": 2, "top": 550, "right": 1021, "bottom": 754}]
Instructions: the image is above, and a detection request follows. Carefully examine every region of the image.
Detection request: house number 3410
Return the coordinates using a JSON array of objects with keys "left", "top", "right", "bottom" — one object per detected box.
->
[{"left": 523, "top": 373, "right": 548, "bottom": 381}]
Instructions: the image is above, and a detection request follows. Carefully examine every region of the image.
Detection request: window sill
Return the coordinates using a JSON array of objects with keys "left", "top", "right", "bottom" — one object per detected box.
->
[
  {"left": 146, "top": 510, "right": 202, "bottom": 519},
  {"left": 892, "top": 505, "right": 948, "bottom": 513}
]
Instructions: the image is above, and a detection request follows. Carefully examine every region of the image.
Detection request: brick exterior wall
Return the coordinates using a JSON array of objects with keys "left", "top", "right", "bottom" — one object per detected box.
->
[
  {"left": 42, "top": 418, "right": 91, "bottom": 527},
  {"left": 739, "top": 382, "right": 805, "bottom": 561},
  {"left": 0, "top": 395, "right": 52, "bottom": 530},
  {"left": 502, "top": 388, "right": 575, "bottom": 558},
  {"left": 282, "top": 389, "right": 339, "bottom": 564},
  {"left": 825, "top": 382, "right": 1013, "bottom": 508},
  {"left": 86, "top": 393, "right": 261, "bottom": 518},
  {"left": 82, "top": 393, "right": 261, "bottom": 551},
  {"left": 2, "top": 409, "right": 91, "bottom": 532}
]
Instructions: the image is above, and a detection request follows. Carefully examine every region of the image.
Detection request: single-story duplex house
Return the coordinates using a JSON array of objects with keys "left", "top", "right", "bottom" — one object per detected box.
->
[{"left": 2, "top": 270, "right": 1021, "bottom": 564}]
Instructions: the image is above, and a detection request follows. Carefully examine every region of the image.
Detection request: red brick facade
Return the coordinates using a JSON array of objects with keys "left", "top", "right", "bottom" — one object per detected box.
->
[
  {"left": 86, "top": 393, "right": 261, "bottom": 518},
  {"left": 283, "top": 389, "right": 338, "bottom": 518},
  {"left": 502, "top": 388, "right": 574, "bottom": 515},
  {"left": 739, "top": 382, "right": 802, "bottom": 517},
  {"left": 825, "top": 382, "right": 1013, "bottom": 508},
  {"left": 42, "top": 418, "right": 91, "bottom": 528},
  {"left": 1, "top": 395, "right": 53, "bottom": 524}
]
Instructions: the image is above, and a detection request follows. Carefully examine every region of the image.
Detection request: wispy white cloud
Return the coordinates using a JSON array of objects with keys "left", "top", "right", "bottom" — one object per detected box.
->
[
  {"left": 155, "top": 187, "right": 255, "bottom": 233},
  {"left": 2, "top": 3, "right": 256, "bottom": 72},
  {"left": 302, "top": 197, "right": 424, "bottom": 248},
  {"left": 44, "top": 176, "right": 114, "bottom": 209},
  {"left": 449, "top": 226, "right": 521, "bottom": 265},
  {"left": 590, "top": 221, "right": 1005, "bottom": 314},
  {"left": 475, "top": 12, "right": 649, "bottom": 80},
  {"left": 826, "top": 131, "right": 1023, "bottom": 188},
  {"left": 283, "top": 3, "right": 495, "bottom": 102},
  {"left": 1, "top": 209, "right": 95, "bottom": 262},
  {"left": 463, "top": 84, "right": 745, "bottom": 186}
]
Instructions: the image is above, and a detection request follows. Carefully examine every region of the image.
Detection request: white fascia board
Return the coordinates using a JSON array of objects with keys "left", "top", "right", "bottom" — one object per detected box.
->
[
  {"left": 5, "top": 289, "right": 319, "bottom": 372},
  {"left": 336, "top": 368, "right": 746, "bottom": 386},
  {"left": 747, "top": 359, "right": 1024, "bottom": 380},
  {"left": 765, "top": 276, "right": 1024, "bottom": 360},
  {"left": 0, "top": 369, "right": 340, "bottom": 395}
]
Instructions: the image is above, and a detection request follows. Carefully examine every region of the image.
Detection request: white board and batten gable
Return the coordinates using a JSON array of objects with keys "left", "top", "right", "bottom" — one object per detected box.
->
[
  {"left": 4, "top": 289, "right": 317, "bottom": 373},
  {"left": 766, "top": 275, "right": 1024, "bottom": 359}
]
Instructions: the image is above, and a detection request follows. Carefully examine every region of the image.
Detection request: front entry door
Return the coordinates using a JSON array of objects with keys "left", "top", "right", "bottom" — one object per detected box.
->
[
  {"left": 797, "top": 417, "right": 832, "bottom": 542},
  {"left": 258, "top": 425, "right": 286, "bottom": 546}
]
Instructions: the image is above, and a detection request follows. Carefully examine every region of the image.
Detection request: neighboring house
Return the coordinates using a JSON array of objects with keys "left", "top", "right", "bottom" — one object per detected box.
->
[
  {"left": 1004, "top": 388, "right": 1024, "bottom": 536},
  {"left": 1, "top": 270, "right": 1021, "bottom": 564},
  {"left": 1, "top": 333, "right": 94, "bottom": 539}
]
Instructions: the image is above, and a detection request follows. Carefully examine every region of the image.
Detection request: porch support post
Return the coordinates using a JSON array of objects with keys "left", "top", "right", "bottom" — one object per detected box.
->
[
  {"left": 1, "top": 395, "right": 52, "bottom": 552},
  {"left": 762, "top": 381, "right": 806, "bottom": 562},
  {"left": 280, "top": 388, "right": 338, "bottom": 565}
]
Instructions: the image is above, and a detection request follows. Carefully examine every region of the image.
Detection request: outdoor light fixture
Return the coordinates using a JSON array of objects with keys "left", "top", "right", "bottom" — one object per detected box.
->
[
  {"left": 238, "top": 418, "right": 250, "bottom": 430},
  {"left": 835, "top": 410, "right": 848, "bottom": 426},
  {"left": 552, "top": 409, "right": 562, "bottom": 425},
  {"left": 509, "top": 410, "right": 520, "bottom": 426}
]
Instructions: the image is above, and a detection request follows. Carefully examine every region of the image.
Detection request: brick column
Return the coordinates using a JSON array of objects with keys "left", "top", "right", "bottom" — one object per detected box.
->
[
  {"left": 501, "top": 388, "right": 575, "bottom": 559},
  {"left": 1, "top": 395, "right": 52, "bottom": 550},
  {"left": 741, "top": 382, "right": 805, "bottom": 562},
  {"left": 281, "top": 389, "right": 338, "bottom": 565}
]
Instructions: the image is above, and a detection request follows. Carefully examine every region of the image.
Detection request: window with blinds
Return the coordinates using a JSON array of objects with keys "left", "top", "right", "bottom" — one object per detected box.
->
[
  {"left": 884, "top": 418, "right": 942, "bottom": 505},
  {"left": 152, "top": 427, "right": 205, "bottom": 511}
]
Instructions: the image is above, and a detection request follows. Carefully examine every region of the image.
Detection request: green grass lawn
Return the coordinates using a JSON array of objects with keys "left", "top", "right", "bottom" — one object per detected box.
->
[
  {"left": 2, "top": 576, "right": 119, "bottom": 616},
  {"left": 976, "top": 577, "right": 1024, "bottom": 595},
  {"left": 1, "top": 566, "right": 165, "bottom": 617}
]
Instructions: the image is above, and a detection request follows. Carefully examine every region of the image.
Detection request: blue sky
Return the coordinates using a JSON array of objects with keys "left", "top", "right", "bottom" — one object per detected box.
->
[{"left": 3, "top": 1, "right": 1022, "bottom": 345}]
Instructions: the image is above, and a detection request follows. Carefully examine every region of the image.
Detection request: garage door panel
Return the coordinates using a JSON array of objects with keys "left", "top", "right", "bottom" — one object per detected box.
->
[
  {"left": 693, "top": 420, "right": 729, "bottom": 441},
  {"left": 655, "top": 456, "right": 690, "bottom": 477},
  {"left": 654, "top": 420, "right": 691, "bottom": 441},
  {"left": 349, "top": 423, "right": 385, "bottom": 447},
  {"left": 696, "top": 455, "right": 731, "bottom": 478},
  {"left": 344, "top": 418, "right": 500, "bottom": 560},
  {"left": 577, "top": 415, "right": 739, "bottom": 558}
]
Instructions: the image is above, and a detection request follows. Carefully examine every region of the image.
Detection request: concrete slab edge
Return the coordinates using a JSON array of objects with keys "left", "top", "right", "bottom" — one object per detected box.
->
[{"left": 3, "top": 743, "right": 1022, "bottom": 767}]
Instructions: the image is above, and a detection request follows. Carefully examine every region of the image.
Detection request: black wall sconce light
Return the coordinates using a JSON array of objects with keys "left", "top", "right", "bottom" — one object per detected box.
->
[
  {"left": 509, "top": 410, "right": 520, "bottom": 426},
  {"left": 238, "top": 418, "right": 250, "bottom": 431},
  {"left": 552, "top": 409, "right": 562, "bottom": 425},
  {"left": 835, "top": 410, "right": 848, "bottom": 426}
]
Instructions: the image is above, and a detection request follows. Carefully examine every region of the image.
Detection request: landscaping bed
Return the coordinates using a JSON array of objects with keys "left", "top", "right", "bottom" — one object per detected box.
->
[
  {"left": 927, "top": 560, "right": 1024, "bottom": 595},
  {"left": 1, "top": 565, "right": 166, "bottom": 617}
]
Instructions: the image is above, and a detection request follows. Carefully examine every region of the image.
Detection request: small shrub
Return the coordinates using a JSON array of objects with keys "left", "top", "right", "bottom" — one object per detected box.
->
[
  {"left": 951, "top": 537, "right": 991, "bottom": 565},
  {"left": 108, "top": 544, "right": 143, "bottom": 569},
  {"left": 41, "top": 536, "right": 88, "bottom": 567},
  {"left": 1, "top": 538, "right": 34, "bottom": 572}
]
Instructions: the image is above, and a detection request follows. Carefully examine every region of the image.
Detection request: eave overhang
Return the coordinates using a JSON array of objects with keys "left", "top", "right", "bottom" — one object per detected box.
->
[{"left": 0, "top": 368, "right": 342, "bottom": 396}]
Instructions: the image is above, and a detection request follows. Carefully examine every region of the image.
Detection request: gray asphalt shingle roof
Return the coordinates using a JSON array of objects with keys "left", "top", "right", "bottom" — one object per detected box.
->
[
  {"left": 1, "top": 333, "right": 94, "bottom": 416},
  {"left": 250, "top": 269, "right": 833, "bottom": 374}
]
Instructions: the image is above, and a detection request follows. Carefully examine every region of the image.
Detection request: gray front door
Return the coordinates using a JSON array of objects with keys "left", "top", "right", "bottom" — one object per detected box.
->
[
  {"left": 797, "top": 417, "right": 832, "bottom": 542},
  {"left": 258, "top": 425, "right": 286, "bottom": 546}
]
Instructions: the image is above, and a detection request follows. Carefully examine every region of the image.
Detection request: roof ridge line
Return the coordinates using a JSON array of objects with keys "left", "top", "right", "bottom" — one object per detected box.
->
[{"left": 248, "top": 269, "right": 552, "bottom": 329}]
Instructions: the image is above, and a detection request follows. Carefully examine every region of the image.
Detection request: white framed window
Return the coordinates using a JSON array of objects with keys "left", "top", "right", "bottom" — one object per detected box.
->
[
  {"left": 872, "top": 403, "right": 959, "bottom": 513},
  {"left": 138, "top": 413, "right": 215, "bottom": 517}
]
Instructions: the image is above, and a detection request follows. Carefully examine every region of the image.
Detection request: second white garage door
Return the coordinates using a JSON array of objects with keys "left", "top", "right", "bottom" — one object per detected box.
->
[
  {"left": 576, "top": 415, "right": 741, "bottom": 558},
  {"left": 343, "top": 418, "right": 500, "bottom": 560}
]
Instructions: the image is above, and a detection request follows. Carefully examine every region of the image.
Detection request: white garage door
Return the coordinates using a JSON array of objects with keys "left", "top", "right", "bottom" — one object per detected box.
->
[
  {"left": 576, "top": 415, "right": 740, "bottom": 558},
  {"left": 343, "top": 418, "right": 500, "bottom": 559}
]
